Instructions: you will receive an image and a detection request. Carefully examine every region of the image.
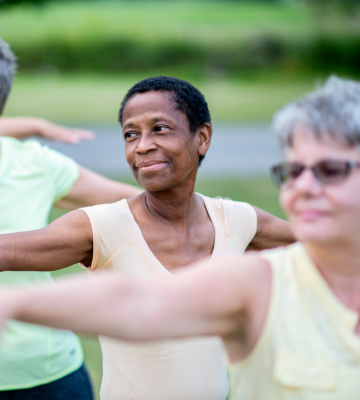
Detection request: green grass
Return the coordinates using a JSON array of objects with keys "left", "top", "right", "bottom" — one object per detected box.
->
[
  {"left": 3, "top": 72, "right": 320, "bottom": 122},
  {"left": 49, "top": 175, "right": 284, "bottom": 399}
]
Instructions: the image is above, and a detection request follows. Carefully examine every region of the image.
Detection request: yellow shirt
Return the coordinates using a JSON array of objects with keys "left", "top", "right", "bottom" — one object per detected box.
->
[
  {"left": 229, "top": 243, "right": 360, "bottom": 400},
  {"left": 83, "top": 195, "right": 257, "bottom": 400}
]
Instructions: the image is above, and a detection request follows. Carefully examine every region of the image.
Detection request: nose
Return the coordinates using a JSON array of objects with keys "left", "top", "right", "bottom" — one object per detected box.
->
[
  {"left": 136, "top": 131, "right": 157, "bottom": 154},
  {"left": 293, "top": 168, "right": 322, "bottom": 196}
]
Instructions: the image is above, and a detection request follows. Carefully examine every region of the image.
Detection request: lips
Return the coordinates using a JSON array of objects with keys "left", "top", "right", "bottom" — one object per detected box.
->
[
  {"left": 135, "top": 160, "right": 168, "bottom": 173},
  {"left": 297, "top": 209, "right": 329, "bottom": 221}
]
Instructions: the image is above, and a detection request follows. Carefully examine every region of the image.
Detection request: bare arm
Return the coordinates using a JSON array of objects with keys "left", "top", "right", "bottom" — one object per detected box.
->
[
  {"left": 0, "top": 117, "right": 94, "bottom": 143},
  {"left": 55, "top": 166, "right": 143, "bottom": 209},
  {"left": 1, "top": 255, "right": 271, "bottom": 362},
  {"left": 247, "top": 207, "right": 295, "bottom": 251},
  {"left": 0, "top": 210, "right": 93, "bottom": 272}
]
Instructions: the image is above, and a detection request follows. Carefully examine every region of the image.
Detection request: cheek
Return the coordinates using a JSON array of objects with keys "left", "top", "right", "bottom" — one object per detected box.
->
[
  {"left": 170, "top": 136, "right": 197, "bottom": 164},
  {"left": 125, "top": 143, "right": 135, "bottom": 165},
  {"left": 279, "top": 188, "right": 293, "bottom": 217}
]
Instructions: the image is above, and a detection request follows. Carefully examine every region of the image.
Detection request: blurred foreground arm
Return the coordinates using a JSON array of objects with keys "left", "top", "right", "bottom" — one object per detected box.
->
[
  {"left": 0, "top": 117, "right": 94, "bottom": 143},
  {"left": 0, "top": 255, "right": 271, "bottom": 347},
  {"left": 247, "top": 207, "right": 295, "bottom": 251},
  {"left": 55, "top": 166, "right": 143, "bottom": 209}
]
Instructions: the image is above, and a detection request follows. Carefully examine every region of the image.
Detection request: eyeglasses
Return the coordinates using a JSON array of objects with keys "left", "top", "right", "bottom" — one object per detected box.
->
[{"left": 271, "top": 159, "right": 360, "bottom": 188}]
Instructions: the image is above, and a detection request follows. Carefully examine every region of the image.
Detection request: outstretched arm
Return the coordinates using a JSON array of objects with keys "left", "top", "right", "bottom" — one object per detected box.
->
[
  {"left": 0, "top": 117, "right": 94, "bottom": 143},
  {"left": 0, "top": 210, "right": 93, "bottom": 272},
  {"left": 0, "top": 255, "right": 271, "bottom": 362},
  {"left": 247, "top": 207, "right": 295, "bottom": 251},
  {"left": 55, "top": 166, "right": 143, "bottom": 209}
]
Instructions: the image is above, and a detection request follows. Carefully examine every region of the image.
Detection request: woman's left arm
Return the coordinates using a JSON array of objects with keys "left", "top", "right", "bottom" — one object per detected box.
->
[{"left": 247, "top": 207, "right": 295, "bottom": 251}]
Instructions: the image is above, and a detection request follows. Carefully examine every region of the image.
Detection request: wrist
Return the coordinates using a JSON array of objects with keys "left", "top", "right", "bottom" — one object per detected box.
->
[{"left": 31, "top": 118, "right": 49, "bottom": 137}]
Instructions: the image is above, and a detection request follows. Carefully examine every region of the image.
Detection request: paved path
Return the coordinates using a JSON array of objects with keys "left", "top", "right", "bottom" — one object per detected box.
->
[{"left": 39, "top": 123, "right": 282, "bottom": 178}]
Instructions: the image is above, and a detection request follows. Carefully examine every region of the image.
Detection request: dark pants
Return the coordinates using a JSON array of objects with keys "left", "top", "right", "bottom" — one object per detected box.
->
[{"left": 0, "top": 364, "right": 93, "bottom": 400}]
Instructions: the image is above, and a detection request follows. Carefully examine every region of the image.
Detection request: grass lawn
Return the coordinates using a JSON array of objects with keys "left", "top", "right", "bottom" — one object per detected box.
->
[
  {"left": 4, "top": 72, "right": 319, "bottom": 123},
  {"left": 50, "top": 175, "right": 284, "bottom": 399}
]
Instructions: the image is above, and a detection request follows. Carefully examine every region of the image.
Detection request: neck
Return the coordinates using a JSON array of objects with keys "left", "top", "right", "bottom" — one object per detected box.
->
[
  {"left": 305, "top": 241, "right": 360, "bottom": 312},
  {"left": 144, "top": 180, "right": 200, "bottom": 225}
]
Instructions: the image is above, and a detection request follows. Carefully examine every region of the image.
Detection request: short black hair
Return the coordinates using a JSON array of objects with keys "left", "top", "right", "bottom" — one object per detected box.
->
[{"left": 118, "top": 76, "right": 211, "bottom": 165}]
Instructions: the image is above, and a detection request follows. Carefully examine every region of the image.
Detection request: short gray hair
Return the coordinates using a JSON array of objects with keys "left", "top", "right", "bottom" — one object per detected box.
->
[
  {"left": 272, "top": 76, "right": 360, "bottom": 150},
  {"left": 0, "top": 38, "right": 16, "bottom": 116}
]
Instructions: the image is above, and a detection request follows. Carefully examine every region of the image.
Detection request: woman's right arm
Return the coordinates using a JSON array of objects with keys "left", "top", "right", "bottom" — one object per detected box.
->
[{"left": 0, "top": 210, "right": 93, "bottom": 272}]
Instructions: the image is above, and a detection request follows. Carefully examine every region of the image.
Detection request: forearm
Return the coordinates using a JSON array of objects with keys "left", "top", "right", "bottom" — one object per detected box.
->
[{"left": 7, "top": 274, "right": 161, "bottom": 340}]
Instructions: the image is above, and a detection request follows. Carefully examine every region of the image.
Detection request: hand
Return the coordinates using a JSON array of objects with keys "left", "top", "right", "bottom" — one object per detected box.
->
[
  {"left": 36, "top": 120, "right": 95, "bottom": 144},
  {"left": 0, "top": 117, "right": 95, "bottom": 144}
]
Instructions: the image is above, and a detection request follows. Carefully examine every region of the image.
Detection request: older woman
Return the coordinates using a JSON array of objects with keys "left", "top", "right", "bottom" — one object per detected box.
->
[
  {"left": 2, "top": 76, "right": 359, "bottom": 399},
  {"left": 0, "top": 76, "right": 293, "bottom": 400},
  {"left": 2, "top": 75, "right": 359, "bottom": 399}
]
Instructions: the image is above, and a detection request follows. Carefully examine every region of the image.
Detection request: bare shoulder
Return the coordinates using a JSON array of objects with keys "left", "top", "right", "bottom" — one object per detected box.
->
[{"left": 50, "top": 208, "right": 91, "bottom": 229}]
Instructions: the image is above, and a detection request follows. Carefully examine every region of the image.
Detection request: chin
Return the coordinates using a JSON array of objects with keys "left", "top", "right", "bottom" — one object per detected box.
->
[
  {"left": 139, "top": 179, "right": 174, "bottom": 192},
  {"left": 293, "top": 225, "right": 337, "bottom": 245}
]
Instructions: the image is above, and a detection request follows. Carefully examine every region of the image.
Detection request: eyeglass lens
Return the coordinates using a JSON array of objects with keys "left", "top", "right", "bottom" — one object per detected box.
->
[{"left": 273, "top": 160, "right": 352, "bottom": 187}]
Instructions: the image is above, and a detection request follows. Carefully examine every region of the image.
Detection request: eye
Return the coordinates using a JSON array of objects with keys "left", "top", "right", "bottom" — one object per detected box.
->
[
  {"left": 154, "top": 125, "right": 167, "bottom": 133},
  {"left": 124, "top": 132, "right": 138, "bottom": 140}
]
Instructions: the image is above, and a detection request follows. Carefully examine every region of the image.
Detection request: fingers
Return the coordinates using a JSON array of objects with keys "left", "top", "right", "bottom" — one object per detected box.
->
[
  {"left": 67, "top": 128, "right": 95, "bottom": 143},
  {"left": 41, "top": 122, "right": 95, "bottom": 144}
]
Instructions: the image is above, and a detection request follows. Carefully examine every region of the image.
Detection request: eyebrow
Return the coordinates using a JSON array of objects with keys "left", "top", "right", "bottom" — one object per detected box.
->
[{"left": 123, "top": 115, "right": 174, "bottom": 129}]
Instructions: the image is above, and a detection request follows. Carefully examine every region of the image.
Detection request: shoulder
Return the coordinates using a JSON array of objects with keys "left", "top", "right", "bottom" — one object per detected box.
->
[
  {"left": 82, "top": 199, "right": 128, "bottom": 220},
  {"left": 0, "top": 136, "right": 41, "bottom": 156},
  {"left": 201, "top": 194, "right": 257, "bottom": 225},
  {"left": 201, "top": 195, "right": 257, "bottom": 249},
  {"left": 81, "top": 199, "right": 133, "bottom": 238},
  {"left": 259, "top": 243, "right": 300, "bottom": 275}
]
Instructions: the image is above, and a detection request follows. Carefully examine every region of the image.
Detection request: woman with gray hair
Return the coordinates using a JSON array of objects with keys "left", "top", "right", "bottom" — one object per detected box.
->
[{"left": 2, "top": 76, "right": 360, "bottom": 399}]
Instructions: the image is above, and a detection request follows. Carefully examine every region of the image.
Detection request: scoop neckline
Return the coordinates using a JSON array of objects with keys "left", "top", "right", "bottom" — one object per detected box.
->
[{"left": 123, "top": 193, "right": 225, "bottom": 277}]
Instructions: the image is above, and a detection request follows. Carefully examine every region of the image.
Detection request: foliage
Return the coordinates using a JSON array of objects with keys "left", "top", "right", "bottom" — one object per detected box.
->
[
  {"left": 1, "top": 1, "right": 359, "bottom": 75},
  {"left": 304, "top": 0, "right": 360, "bottom": 14}
]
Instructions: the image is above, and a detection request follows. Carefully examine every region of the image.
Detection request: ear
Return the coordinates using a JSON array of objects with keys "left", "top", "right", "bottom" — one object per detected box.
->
[{"left": 197, "top": 123, "right": 212, "bottom": 157}]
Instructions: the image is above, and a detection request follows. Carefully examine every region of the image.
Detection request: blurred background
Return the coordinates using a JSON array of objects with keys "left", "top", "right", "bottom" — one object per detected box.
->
[{"left": 1, "top": 0, "right": 359, "bottom": 396}]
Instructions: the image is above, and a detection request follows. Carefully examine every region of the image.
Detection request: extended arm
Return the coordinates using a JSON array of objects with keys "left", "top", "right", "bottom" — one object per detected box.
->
[
  {"left": 0, "top": 210, "right": 93, "bottom": 272},
  {"left": 55, "top": 166, "right": 143, "bottom": 209},
  {"left": 0, "top": 255, "right": 271, "bottom": 361},
  {"left": 0, "top": 117, "right": 94, "bottom": 143},
  {"left": 247, "top": 207, "right": 295, "bottom": 251}
]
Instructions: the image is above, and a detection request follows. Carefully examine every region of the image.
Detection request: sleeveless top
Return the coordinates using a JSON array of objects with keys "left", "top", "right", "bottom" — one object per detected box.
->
[
  {"left": 228, "top": 243, "right": 360, "bottom": 400},
  {"left": 82, "top": 194, "right": 257, "bottom": 400}
]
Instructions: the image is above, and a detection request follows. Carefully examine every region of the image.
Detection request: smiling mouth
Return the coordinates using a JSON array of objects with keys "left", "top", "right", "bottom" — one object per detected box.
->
[
  {"left": 136, "top": 161, "right": 168, "bottom": 173},
  {"left": 297, "top": 209, "right": 328, "bottom": 221}
]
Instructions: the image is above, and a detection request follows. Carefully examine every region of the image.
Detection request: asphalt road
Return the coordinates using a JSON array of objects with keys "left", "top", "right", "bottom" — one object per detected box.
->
[{"left": 38, "top": 123, "right": 282, "bottom": 179}]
